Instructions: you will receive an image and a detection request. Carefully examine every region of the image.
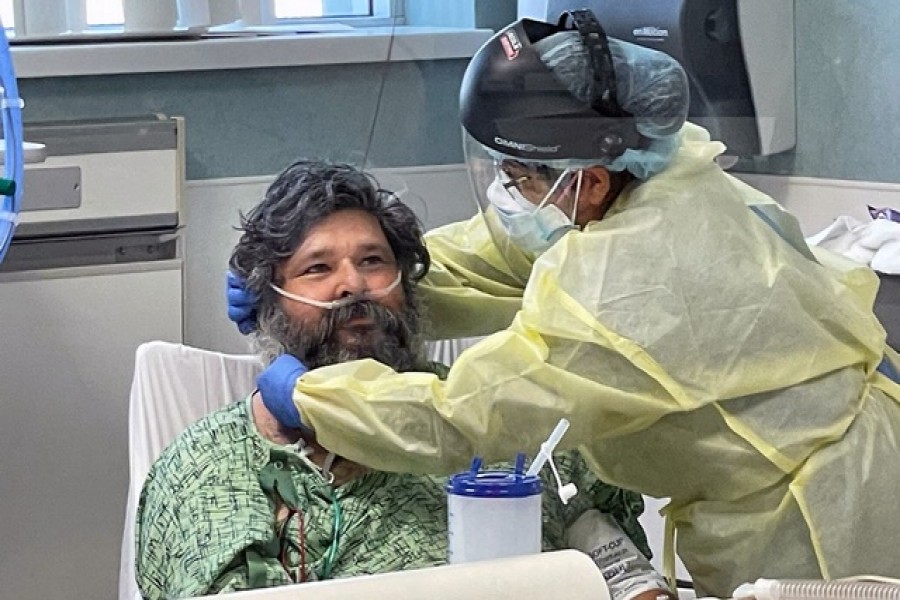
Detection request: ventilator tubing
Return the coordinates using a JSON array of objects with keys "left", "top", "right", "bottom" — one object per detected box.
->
[
  {"left": 270, "top": 270, "right": 402, "bottom": 309},
  {"left": 735, "top": 578, "right": 900, "bottom": 600}
]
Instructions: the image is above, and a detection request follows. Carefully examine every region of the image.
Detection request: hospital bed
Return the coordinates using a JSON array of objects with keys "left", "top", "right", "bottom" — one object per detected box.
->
[{"left": 185, "top": 550, "right": 608, "bottom": 600}]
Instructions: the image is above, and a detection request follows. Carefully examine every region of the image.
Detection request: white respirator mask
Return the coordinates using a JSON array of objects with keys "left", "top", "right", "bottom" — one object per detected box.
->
[{"left": 487, "top": 169, "right": 582, "bottom": 255}]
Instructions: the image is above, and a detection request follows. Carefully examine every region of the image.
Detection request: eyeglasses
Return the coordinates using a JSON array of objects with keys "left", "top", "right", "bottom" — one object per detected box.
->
[{"left": 498, "top": 160, "right": 567, "bottom": 203}]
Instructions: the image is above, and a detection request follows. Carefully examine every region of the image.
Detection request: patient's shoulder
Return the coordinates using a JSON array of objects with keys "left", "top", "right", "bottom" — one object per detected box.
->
[
  {"left": 135, "top": 398, "right": 264, "bottom": 599},
  {"left": 145, "top": 398, "right": 258, "bottom": 493}
]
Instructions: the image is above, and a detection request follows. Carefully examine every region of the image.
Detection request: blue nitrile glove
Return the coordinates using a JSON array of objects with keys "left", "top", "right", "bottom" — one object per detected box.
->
[
  {"left": 226, "top": 270, "right": 259, "bottom": 335},
  {"left": 258, "top": 354, "right": 308, "bottom": 429}
]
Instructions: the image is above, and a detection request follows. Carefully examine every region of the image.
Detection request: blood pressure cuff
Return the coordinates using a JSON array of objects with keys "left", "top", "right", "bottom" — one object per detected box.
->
[{"left": 568, "top": 509, "right": 671, "bottom": 600}]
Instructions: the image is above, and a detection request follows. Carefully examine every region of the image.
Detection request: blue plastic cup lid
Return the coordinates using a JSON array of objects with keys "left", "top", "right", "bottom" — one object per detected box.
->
[{"left": 446, "top": 455, "right": 542, "bottom": 498}]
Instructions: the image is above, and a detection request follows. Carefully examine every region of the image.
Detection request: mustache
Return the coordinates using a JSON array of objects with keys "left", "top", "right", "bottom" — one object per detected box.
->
[
  {"left": 253, "top": 295, "right": 428, "bottom": 373},
  {"left": 320, "top": 299, "right": 402, "bottom": 337},
  {"left": 303, "top": 299, "right": 420, "bottom": 370}
]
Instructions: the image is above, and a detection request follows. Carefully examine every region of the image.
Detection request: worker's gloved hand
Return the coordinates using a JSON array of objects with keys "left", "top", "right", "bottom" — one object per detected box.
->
[
  {"left": 226, "top": 270, "right": 259, "bottom": 335},
  {"left": 257, "top": 354, "right": 308, "bottom": 429}
]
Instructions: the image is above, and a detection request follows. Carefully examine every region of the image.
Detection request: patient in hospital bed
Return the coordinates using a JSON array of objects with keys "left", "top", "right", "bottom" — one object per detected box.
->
[{"left": 134, "top": 160, "right": 672, "bottom": 600}]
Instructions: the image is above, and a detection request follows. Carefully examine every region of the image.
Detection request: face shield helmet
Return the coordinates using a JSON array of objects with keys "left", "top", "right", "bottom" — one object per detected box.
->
[{"left": 460, "top": 9, "right": 689, "bottom": 259}]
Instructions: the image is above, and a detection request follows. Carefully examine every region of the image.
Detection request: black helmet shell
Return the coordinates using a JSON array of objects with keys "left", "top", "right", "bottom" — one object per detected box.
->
[{"left": 459, "top": 12, "right": 644, "bottom": 163}]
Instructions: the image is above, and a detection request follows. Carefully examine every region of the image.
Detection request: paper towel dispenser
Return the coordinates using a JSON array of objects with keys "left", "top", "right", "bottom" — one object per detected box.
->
[{"left": 522, "top": 0, "right": 795, "bottom": 157}]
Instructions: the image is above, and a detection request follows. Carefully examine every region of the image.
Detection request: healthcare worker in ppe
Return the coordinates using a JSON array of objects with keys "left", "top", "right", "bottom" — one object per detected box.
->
[{"left": 228, "top": 10, "right": 900, "bottom": 597}]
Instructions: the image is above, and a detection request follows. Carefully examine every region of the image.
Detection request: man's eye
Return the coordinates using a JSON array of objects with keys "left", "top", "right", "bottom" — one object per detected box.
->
[
  {"left": 361, "top": 255, "right": 386, "bottom": 266},
  {"left": 302, "top": 263, "right": 329, "bottom": 275}
]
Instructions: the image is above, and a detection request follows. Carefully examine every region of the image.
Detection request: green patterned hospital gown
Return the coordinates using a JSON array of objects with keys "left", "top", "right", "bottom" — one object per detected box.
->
[{"left": 136, "top": 396, "right": 649, "bottom": 599}]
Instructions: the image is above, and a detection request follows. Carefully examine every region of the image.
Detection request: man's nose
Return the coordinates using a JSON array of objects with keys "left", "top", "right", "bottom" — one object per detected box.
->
[{"left": 335, "top": 263, "right": 367, "bottom": 297}]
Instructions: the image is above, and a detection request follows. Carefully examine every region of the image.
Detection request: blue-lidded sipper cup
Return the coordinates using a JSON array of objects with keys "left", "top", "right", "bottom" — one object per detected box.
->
[{"left": 446, "top": 454, "right": 542, "bottom": 563}]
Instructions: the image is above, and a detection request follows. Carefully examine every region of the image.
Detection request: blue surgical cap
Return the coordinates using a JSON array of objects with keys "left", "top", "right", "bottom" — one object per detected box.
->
[{"left": 533, "top": 31, "right": 690, "bottom": 179}]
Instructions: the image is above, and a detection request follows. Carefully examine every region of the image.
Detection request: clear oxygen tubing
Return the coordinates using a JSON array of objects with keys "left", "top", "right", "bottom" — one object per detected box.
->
[
  {"left": 269, "top": 270, "right": 402, "bottom": 309},
  {"left": 733, "top": 577, "right": 900, "bottom": 600},
  {"left": 359, "top": 7, "right": 397, "bottom": 171},
  {"left": 0, "top": 18, "right": 24, "bottom": 265}
]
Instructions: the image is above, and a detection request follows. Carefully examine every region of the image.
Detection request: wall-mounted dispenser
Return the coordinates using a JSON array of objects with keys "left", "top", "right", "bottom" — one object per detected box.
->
[{"left": 518, "top": 0, "right": 795, "bottom": 157}]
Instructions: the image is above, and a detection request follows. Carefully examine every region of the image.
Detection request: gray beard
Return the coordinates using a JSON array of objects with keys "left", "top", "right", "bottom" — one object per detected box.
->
[{"left": 253, "top": 297, "right": 429, "bottom": 372}]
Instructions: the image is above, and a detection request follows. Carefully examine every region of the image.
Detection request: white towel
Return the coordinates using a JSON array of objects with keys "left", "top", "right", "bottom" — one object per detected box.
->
[{"left": 806, "top": 216, "right": 900, "bottom": 274}]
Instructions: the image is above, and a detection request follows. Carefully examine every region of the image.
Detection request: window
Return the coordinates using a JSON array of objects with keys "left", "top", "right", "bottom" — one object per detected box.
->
[
  {"left": 275, "top": 1, "right": 388, "bottom": 20},
  {"left": 0, "top": 0, "right": 400, "bottom": 34},
  {"left": 0, "top": 1, "right": 11, "bottom": 30},
  {"left": 270, "top": 0, "right": 399, "bottom": 26},
  {"left": 87, "top": 0, "right": 124, "bottom": 27}
]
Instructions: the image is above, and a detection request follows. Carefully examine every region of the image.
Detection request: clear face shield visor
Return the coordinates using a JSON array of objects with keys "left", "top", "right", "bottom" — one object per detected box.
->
[{"left": 464, "top": 131, "right": 583, "bottom": 258}]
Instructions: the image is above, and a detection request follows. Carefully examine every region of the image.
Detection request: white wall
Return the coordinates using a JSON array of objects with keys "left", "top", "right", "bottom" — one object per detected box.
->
[{"left": 735, "top": 172, "right": 900, "bottom": 236}]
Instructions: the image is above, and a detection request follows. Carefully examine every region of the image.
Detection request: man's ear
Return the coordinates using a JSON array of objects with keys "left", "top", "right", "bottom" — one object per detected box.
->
[{"left": 582, "top": 166, "right": 613, "bottom": 208}]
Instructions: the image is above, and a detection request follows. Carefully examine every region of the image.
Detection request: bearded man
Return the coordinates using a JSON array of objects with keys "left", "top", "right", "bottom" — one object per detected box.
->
[{"left": 135, "top": 160, "right": 669, "bottom": 600}]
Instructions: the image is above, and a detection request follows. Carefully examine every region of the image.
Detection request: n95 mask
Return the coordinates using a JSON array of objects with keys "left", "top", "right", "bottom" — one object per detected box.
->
[{"left": 487, "top": 173, "right": 579, "bottom": 255}]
